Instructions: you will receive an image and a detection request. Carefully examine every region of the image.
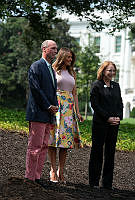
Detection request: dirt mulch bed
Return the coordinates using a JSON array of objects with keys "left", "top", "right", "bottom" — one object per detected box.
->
[{"left": 0, "top": 129, "right": 135, "bottom": 200}]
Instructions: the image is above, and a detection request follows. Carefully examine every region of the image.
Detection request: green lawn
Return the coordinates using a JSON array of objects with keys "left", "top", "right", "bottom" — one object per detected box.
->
[
  {"left": 0, "top": 107, "right": 135, "bottom": 151},
  {"left": 0, "top": 107, "right": 28, "bottom": 133},
  {"left": 79, "top": 116, "right": 135, "bottom": 151}
]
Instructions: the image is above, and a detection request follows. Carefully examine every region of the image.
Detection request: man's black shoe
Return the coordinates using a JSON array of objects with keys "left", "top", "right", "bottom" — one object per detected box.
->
[
  {"left": 24, "top": 178, "right": 35, "bottom": 184},
  {"left": 89, "top": 184, "right": 100, "bottom": 190},
  {"left": 101, "top": 186, "right": 114, "bottom": 191}
]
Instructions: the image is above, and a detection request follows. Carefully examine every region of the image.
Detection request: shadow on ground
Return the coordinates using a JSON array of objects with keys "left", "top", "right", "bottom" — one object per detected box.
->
[{"left": 0, "top": 177, "right": 135, "bottom": 200}]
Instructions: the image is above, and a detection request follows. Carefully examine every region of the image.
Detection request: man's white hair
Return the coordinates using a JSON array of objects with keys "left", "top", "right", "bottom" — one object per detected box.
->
[{"left": 41, "top": 40, "right": 55, "bottom": 50}]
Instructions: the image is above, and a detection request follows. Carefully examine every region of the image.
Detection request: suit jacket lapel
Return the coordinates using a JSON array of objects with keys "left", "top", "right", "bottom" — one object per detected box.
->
[
  {"left": 52, "top": 69, "right": 57, "bottom": 90},
  {"left": 40, "top": 58, "right": 56, "bottom": 89}
]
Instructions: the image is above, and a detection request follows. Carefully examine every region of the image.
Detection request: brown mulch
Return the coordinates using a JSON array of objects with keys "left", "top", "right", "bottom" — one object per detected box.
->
[{"left": 0, "top": 129, "right": 135, "bottom": 200}]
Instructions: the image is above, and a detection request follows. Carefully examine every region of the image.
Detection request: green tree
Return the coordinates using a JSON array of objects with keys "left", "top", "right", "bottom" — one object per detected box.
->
[
  {"left": 130, "top": 107, "right": 135, "bottom": 118},
  {"left": 0, "top": 17, "right": 40, "bottom": 104},
  {"left": 0, "top": 0, "right": 135, "bottom": 32},
  {"left": 0, "top": 17, "right": 79, "bottom": 107},
  {"left": 51, "top": 19, "right": 80, "bottom": 52},
  {"left": 76, "top": 40, "right": 100, "bottom": 119}
]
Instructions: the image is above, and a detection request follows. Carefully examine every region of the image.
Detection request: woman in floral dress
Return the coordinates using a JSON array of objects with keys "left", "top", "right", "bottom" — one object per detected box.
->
[{"left": 48, "top": 47, "right": 83, "bottom": 183}]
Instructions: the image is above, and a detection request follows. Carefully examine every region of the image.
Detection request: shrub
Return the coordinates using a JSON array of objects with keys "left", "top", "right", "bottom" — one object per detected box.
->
[{"left": 130, "top": 107, "right": 135, "bottom": 118}]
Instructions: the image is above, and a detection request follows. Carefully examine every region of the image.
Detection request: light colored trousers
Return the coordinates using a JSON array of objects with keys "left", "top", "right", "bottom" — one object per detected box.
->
[{"left": 25, "top": 122, "right": 50, "bottom": 181}]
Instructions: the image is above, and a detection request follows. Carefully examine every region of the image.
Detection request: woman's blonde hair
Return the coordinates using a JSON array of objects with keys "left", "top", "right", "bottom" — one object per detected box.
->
[
  {"left": 97, "top": 61, "right": 117, "bottom": 80},
  {"left": 52, "top": 47, "right": 76, "bottom": 77}
]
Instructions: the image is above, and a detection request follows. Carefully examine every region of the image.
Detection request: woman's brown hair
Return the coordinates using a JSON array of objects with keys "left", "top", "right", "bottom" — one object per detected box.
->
[
  {"left": 97, "top": 61, "right": 117, "bottom": 80},
  {"left": 52, "top": 47, "right": 76, "bottom": 77}
]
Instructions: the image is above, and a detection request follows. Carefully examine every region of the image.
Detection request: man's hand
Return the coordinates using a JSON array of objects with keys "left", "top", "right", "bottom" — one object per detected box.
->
[
  {"left": 107, "top": 117, "right": 120, "bottom": 125},
  {"left": 48, "top": 105, "right": 58, "bottom": 114}
]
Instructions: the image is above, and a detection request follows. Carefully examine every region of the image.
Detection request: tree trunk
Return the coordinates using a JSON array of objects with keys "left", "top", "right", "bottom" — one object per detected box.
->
[
  {"left": 25, "top": 86, "right": 29, "bottom": 101},
  {"left": 85, "top": 101, "right": 87, "bottom": 120},
  {"left": 85, "top": 81, "right": 88, "bottom": 120}
]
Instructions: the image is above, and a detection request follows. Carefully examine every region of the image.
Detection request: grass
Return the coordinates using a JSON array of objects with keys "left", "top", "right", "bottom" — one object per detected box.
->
[
  {"left": 0, "top": 107, "right": 135, "bottom": 151},
  {"left": 117, "top": 119, "right": 135, "bottom": 151},
  {"left": 0, "top": 107, "right": 28, "bottom": 133},
  {"left": 79, "top": 116, "right": 135, "bottom": 151}
]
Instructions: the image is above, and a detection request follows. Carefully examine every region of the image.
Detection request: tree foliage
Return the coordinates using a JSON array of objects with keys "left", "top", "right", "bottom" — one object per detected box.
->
[
  {"left": 0, "top": 0, "right": 135, "bottom": 32},
  {"left": 0, "top": 16, "right": 79, "bottom": 106},
  {"left": 130, "top": 107, "right": 135, "bottom": 118},
  {"left": 75, "top": 39, "right": 100, "bottom": 117}
]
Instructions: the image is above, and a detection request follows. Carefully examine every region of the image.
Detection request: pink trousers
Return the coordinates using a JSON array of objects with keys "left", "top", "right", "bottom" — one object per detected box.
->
[{"left": 25, "top": 122, "right": 50, "bottom": 181}]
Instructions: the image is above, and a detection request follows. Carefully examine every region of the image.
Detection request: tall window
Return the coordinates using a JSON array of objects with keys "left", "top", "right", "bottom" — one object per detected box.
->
[
  {"left": 114, "top": 69, "right": 119, "bottom": 82},
  {"left": 115, "top": 36, "right": 121, "bottom": 53},
  {"left": 76, "top": 37, "right": 80, "bottom": 44},
  {"left": 94, "top": 36, "right": 100, "bottom": 53}
]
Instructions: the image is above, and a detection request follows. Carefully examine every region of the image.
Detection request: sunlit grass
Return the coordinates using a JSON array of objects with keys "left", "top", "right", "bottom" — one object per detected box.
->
[
  {"left": 0, "top": 107, "right": 135, "bottom": 151},
  {"left": 79, "top": 116, "right": 135, "bottom": 151},
  {"left": 0, "top": 107, "right": 28, "bottom": 133}
]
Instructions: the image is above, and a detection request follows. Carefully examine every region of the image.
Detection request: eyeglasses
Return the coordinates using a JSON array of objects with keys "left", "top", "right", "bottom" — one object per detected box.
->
[{"left": 105, "top": 70, "right": 116, "bottom": 73}]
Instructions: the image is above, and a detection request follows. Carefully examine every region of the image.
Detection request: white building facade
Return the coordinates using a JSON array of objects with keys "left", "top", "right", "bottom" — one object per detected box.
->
[{"left": 61, "top": 13, "right": 135, "bottom": 118}]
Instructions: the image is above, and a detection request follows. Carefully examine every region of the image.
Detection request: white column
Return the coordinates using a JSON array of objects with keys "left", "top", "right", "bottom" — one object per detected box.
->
[
  {"left": 130, "top": 53, "right": 135, "bottom": 88},
  {"left": 119, "top": 31, "right": 126, "bottom": 91},
  {"left": 122, "top": 28, "right": 131, "bottom": 89}
]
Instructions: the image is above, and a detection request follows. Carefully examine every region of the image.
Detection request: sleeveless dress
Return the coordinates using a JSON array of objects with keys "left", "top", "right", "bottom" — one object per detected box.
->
[{"left": 49, "top": 70, "right": 82, "bottom": 149}]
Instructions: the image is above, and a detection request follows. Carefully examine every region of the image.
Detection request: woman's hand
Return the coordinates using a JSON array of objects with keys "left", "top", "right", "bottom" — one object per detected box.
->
[
  {"left": 77, "top": 113, "right": 84, "bottom": 122},
  {"left": 107, "top": 117, "right": 120, "bottom": 125}
]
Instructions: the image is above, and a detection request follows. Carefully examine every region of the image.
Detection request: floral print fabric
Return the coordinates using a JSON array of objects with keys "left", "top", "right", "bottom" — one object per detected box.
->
[{"left": 49, "top": 90, "right": 82, "bottom": 149}]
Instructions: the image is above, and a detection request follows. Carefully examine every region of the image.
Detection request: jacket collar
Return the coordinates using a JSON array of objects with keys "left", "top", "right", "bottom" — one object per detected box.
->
[{"left": 40, "top": 58, "right": 57, "bottom": 89}]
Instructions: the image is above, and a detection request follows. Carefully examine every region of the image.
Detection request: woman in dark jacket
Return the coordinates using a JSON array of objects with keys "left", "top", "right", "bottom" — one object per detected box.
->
[{"left": 89, "top": 61, "right": 123, "bottom": 190}]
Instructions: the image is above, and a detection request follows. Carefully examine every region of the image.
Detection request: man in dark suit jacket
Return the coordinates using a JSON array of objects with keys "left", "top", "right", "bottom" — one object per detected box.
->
[{"left": 25, "top": 40, "right": 58, "bottom": 184}]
